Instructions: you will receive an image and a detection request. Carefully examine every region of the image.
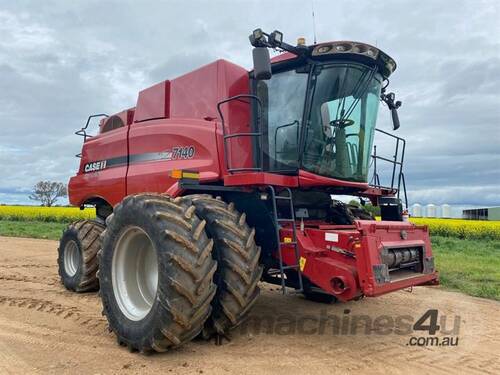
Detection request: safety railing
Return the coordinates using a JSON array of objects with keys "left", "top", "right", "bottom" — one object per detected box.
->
[
  {"left": 74, "top": 113, "right": 108, "bottom": 158},
  {"left": 370, "top": 128, "right": 408, "bottom": 208},
  {"left": 216, "top": 95, "right": 264, "bottom": 173}
]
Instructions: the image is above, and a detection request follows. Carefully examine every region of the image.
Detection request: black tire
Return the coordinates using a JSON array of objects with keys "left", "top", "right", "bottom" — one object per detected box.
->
[
  {"left": 98, "top": 193, "right": 217, "bottom": 352},
  {"left": 303, "top": 290, "right": 337, "bottom": 304},
  {"left": 58, "top": 220, "right": 104, "bottom": 292},
  {"left": 181, "top": 194, "right": 263, "bottom": 337},
  {"left": 285, "top": 271, "right": 337, "bottom": 304}
]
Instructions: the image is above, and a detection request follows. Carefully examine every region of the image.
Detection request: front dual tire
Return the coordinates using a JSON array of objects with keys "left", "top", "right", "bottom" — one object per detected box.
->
[{"left": 98, "top": 194, "right": 217, "bottom": 352}]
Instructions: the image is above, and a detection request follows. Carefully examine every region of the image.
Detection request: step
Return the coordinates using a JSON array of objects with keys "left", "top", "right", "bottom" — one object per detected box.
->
[{"left": 274, "top": 196, "right": 292, "bottom": 200}]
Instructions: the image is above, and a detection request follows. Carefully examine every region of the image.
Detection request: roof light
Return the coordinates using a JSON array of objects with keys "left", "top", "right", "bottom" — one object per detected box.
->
[
  {"left": 313, "top": 42, "right": 379, "bottom": 58},
  {"left": 252, "top": 28, "right": 263, "bottom": 40},
  {"left": 310, "top": 41, "right": 396, "bottom": 77},
  {"left": 318, "top": 45, "right": 332, "bottom": 53},
  {"left": 269, "top": 30, "right": 283, "bottom": 46}
]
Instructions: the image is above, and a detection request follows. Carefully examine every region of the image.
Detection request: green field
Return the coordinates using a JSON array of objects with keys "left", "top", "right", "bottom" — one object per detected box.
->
[
  {"left": 431, "top": 236, "right": 499, "bottom": 300},
  {"left": 0, "top": 220, "right": 66, "bottom": 240},
  {"left": 0, "top": 220, "right": 498, "bottom": 301}
]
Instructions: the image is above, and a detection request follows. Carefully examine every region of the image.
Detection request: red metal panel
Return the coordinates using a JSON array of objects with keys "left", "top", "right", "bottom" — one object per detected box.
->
[
  {"left": 277, "top": 220, "right": 438, "bottom": 302},
  {"left": 126, "top": 108, "right": 135, "bottom": 125},
  {"left": 169, "top": 61, "right": 219, "bottom": 120},
  {"left": 298, "top": 169, "right": 369, "bottom": 189},
  {"left": 216, "top": 60, "right": 254, "bottom": 171},
  {"left": 126, "top": 118, "right": 221, "bottom": 197},
  {"left": 353, "top": 220, "right": 437, "bottom": 295},
  {"left": 134, "top": 81, "right": 170, "bottom": 122},
  {"left": 270, "top": 52, "right": 298, "bottom": 64},
  {"left": 223, "top": 172, "right": 298, "bottom": 187},
  {"left": 279, "top": 226, "right": 361, "bottom": 301},
  {"left": 69, "top": 126, "right": 129, "bottom": 207}
]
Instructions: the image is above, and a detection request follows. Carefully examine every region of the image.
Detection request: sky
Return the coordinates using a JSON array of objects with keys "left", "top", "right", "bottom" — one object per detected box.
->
[{"left": 0, "top": 0, "right": 499, "bottom": 208}]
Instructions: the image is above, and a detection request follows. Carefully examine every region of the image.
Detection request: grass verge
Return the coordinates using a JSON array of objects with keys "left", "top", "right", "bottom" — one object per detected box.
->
[
  {"left": 1, "top": 220, "right": 498, "bottom": 300},
  {"left": 432, "top": 236, "right": 500, "bottom": 301},
  {"left": 0, "top": 220, "right": 66, "bottom": 240}
]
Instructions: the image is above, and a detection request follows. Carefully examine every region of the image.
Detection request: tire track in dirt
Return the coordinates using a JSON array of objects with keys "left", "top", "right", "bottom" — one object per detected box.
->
[
  {"left": 0, "top": 263, "right": 53, "bottom": 269},
  {"left": 0, "top": 273, "right": 59, "bottom": 286},
  {"left": 0, "top": 317, "right": 113, "bottom": 352},
  {"left": 0, "top": 295, "right": 107, "bottom": 335}
]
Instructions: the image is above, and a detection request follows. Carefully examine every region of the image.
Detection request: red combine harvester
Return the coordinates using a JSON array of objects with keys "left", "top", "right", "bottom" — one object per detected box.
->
[{"left": 59, "top": 29, "right": 438, "bottom": 352}]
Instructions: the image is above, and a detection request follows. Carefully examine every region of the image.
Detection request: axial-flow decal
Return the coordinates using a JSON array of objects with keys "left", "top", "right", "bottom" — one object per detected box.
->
[{"left": 83, "top": 146, "right": 196, "bottom": 173}]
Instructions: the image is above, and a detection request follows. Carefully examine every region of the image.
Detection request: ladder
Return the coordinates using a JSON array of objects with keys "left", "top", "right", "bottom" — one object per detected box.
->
[{"left": 267, "top": 186, "right": 303, "bottom": 294}]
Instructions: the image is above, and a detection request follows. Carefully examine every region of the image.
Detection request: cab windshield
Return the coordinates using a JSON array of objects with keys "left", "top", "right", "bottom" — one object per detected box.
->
[
  {"left": 303, "top": 63, "right": 383, "bottom": 182},
  {"left": 257, "top": 62, "right": 382, "bottom": 183}
]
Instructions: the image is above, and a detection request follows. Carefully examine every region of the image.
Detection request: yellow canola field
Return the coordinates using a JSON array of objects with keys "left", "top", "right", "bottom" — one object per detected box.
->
[
  {"left": 409, "top": 217, "right": 500, "bottom": 240},
  {"left": 0, "top": 205, "right": 95, "bottom": 223}
]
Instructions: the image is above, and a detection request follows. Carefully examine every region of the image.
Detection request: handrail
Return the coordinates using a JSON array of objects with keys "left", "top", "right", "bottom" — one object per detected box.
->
[
  {"left": 75, "top": 113, "right": 108, "bottom": 142},
  {"left": 75, "top": 113, "right": 108, "bottom": 158},
  {"left": 216, "top": 94, "right": 263, "bottom": 173},
  {"left": 370, "top": 128, "right": 408, "bottom": 208}
]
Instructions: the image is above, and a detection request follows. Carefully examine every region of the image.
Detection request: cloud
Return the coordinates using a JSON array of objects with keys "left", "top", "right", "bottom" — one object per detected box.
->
[{"left": 0, "top": 0, "right": 498, "bottom": 206}]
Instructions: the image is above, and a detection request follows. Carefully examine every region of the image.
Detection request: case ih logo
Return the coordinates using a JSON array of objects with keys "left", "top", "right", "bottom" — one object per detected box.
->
[{"left": 84, "top": 160, "right": 107, "bottom": 173}]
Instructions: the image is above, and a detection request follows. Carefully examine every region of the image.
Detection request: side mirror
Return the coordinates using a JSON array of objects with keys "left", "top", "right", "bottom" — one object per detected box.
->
[
  {"left": 381, "top": 92, "right": 402, "bottom": 130},
  {"left": 391, "top": 107, "right": 400, "bottom": 130},
  {"left": 252, "top": 47, "right": 272, "bottom": 80}
]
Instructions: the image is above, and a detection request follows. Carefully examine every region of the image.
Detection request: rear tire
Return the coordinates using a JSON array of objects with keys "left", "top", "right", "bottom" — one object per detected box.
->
[
  {"left": 181, "top": 194, "right": 263, "bottom": 337},
  {"left": 98, "top": 193, "right": 217, "bottom": 352},
  {"left": 58, "top": 220, "right": 104, "bottom": 292}
]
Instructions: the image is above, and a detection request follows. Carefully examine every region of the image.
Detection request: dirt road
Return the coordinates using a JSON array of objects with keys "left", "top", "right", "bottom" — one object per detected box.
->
[{"left": 0, "top": 236, "right": 499, "bottom": 374}]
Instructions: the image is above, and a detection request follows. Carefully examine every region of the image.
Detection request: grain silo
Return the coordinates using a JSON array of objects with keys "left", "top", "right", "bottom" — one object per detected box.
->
[
  {"left": 426, "top": 204, "right": 436, "bottom": 218},
  {"left": 441, "top": 204, "right": 451, "bottom": 218},
  {"left": 411, "top": 203, "right": 422, "bottom": 217}
]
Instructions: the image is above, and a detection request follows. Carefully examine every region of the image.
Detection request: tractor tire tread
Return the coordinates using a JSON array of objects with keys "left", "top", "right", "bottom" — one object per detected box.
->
[
  {"left": 98, "top": 193, "right": 217, "bottom": 353},
  {"left": 180, "top": 194, "right": 262, "bottom": 337}
]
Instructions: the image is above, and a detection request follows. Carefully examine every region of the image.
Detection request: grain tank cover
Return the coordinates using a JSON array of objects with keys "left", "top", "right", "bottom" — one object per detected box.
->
[
  {"left": 134, "top": 81, "right": 171, "bottom": 122},
  {"left": 132, "top": 60, "right": 248, "bottom": 123}
]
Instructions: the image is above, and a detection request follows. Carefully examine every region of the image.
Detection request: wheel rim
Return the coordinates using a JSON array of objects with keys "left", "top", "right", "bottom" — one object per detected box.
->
[
  {"left": 64, "top": 240, "right": 80, "bottom": 277},
  {"left": 112, "top": 226, "right": 158, "bottom": 321}
]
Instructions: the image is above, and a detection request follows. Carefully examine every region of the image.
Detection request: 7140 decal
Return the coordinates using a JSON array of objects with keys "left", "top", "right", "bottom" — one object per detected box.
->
[{"left": 171, "top": 146, "right": 195, "bottom": 160}]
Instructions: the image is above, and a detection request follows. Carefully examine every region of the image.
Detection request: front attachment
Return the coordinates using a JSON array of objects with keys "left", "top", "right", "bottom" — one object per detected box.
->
[{"left": 276, "top": 219, "right": 438, "bottom": 302}]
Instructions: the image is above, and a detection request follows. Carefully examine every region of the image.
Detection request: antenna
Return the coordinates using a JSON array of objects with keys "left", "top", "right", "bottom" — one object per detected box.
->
[{"left": 311, "top": 0, "right": 317, "bottom": 44}]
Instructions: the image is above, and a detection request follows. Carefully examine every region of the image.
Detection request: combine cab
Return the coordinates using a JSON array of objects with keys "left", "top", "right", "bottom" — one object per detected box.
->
[{"left": 58, "top": 29, "right": 438, "bottom": 352}]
